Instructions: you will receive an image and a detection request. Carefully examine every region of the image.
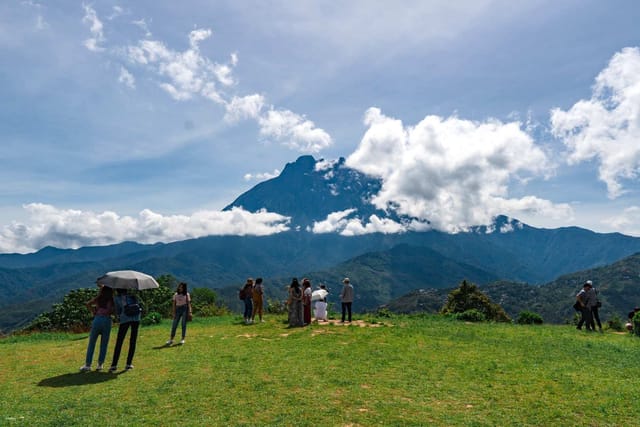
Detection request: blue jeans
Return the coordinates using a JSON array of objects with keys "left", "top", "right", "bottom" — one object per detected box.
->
[
  {"left": 243, "top": 297, "right": 253, "bottom": 319},
  {"left": 170, "top": 305, "right": 188, "bottom": 339},
  {"left": 85, "top": 315, "right": 112, "bottom": 366}
]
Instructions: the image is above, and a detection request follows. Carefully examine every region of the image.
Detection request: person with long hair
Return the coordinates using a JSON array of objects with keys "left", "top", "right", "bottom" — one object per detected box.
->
[
  {"left": 251, "top": 277, "right": 265, "bottom": 323},
  {"left": 80, "top": 285, "right": 114, "bottom": 372},
  {"left": 109, "top": 288, "right": 141, "bottom": 371},
  {"left": 241, "top": 278, "right": 254, "bottom": 324},
  {"left": 287, "top": 278, "right": 303, "bottom": 327},
  {"left": 166, "top": 282, "right": 192, "bottom": 345},
  {"left": 302, "top": 278, "right": 312, "bottom": 325}
]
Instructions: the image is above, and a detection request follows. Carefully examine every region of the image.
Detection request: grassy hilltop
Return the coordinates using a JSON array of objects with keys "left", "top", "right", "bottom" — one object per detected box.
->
[{"left": 1, "top": 315, "right": 639, "bottom": 426}]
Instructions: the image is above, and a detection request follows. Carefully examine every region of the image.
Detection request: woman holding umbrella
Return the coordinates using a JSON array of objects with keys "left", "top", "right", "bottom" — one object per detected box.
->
[
  {"left": 80, "top": 285, "right": 114, "bottom": 372},
  {"left": 166, "top": 282, "right": 192, "bottom": 345}
]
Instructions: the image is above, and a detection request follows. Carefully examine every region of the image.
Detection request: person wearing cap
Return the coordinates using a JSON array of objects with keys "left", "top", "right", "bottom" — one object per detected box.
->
[
  {"left": 340, "top": 278, "right": 354, "bottom": 323},
  {"left": 586, "top": 280, "right": 603, "bottom": 332},
  {"left": 576, "top": 281, "right": 594, "bottom": 331}
]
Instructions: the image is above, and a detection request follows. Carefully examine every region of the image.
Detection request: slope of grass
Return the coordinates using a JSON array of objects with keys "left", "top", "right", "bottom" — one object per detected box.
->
[{"left": 1, "top": 315, "right": 639, "bottom": 426}]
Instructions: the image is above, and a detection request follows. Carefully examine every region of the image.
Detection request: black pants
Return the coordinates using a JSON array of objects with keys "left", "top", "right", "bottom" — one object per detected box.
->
[
  {"left": 111, "top": 321, "right": 139, "bottom": 367},
  {"left": 591, "top": 306, "right": 602, "bottom": 329},
  {"left": 341, "top": 302, "right": 352, "bottom": 322},
  {"left": 577, "top": 307, "right": 593, "bottom": 330}
]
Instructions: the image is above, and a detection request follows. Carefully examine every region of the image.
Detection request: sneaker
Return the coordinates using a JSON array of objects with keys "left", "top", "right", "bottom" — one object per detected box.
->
[
  {"left": 79, "top": 365, "right": 91, "bottom": 372},
  {"left": 96, "top": 364, "right": 104, "bottom": 371},
  {"left": 166, "top": 339, "right": 173, "bottom": 345},
  {"left": 125, "top": 365, "right": 134, "bottom": 370},
  {"left": 109, "top": 366, "right": 117, "bottom": 372},
  {"left": 179, "top": 339, "right": 185, "bottom": 345}
]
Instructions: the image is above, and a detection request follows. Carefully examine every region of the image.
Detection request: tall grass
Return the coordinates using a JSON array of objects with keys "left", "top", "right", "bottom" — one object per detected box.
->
[{"left": 1, "top": 314, "right": 639, "bottom": 426}]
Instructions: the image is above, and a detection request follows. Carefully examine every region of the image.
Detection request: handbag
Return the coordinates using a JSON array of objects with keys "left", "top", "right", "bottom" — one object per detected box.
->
[{"left": 572, "top": 301, "right": 581, "bottom": 312}]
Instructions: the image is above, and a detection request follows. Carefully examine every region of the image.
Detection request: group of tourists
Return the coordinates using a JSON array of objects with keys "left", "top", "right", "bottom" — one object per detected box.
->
[
  {"left": 575, "top": 280, "right": 603, "bottom": 332},
  {"left": 286, "top": 277, "right": 354, "bottom": 327},
  {"left": 239, "top": 277, "right": 265, "bottom": 324},
  {"left": 80, "top": 282, "right": 192, "bottom": 372}
]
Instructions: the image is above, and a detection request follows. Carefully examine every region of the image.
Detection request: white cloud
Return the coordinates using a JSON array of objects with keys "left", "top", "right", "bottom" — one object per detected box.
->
[
  {"left": 346, "top": 108, "right": 572, "bottom": 232},
  {"left": 0, "top": 204, "right": 290, "bottom": 254},
  {"left": 118, "top": 66, "right": 135, "bottom": 88},
  {"left": 126, "top": 29, "right": 231, "bottom": 103},
  {"left": 603, "top": 206, "right": 640, "bottom": 236},
  {"left": 244, "top": 169, "right": 280, "bottom": 181},
  {"left": 551, "top": 47, "right": 640, "bottom": 199},
  {"left": 311, "top": 209, "right": 429, "bottom": 236},
  {"left": 225, "top": 94, "right": 265, "bottom": 123},
  {"left": 258, "top": 109, "right": 333, "bottom": 153},
  {"left": 82, "top": 4, "right": 105, "bottom": 52}
]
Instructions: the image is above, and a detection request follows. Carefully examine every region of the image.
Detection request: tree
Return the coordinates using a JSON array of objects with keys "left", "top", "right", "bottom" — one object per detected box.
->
[
  {"left": 25, "top": 288, "right": 98, "bottom": 332},
  {"left": 441, "top": 280, "right": 511, "bottom": 322},
  {"left": 137, "top": 274, "right": 176, "bottom": 317}
]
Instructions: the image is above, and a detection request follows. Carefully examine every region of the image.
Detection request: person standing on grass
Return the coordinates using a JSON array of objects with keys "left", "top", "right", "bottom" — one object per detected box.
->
[
  {"left": 287, "top": 277, "right": 303, "bottom": 327},
  {"left": 340, "top": 278, "right": 354, "bottom": 323},
  {"left": 109, "top": 288, "right": 141, "bottom": 372},
  {"left": 251, "top": 277, "right": 265, "bottom": 323},
  {"left": 241, "top": 278, "right": 254, "bottom": 324},
  {"left": 166, "top": 282, "right": 192, "bottom": 345},
  {"left": 576, "top": 281, "right": 594, "bottom": 331},
  {"left": 315, "top": 284, "right": 329, "bottom": 321},
  {"left": 302, "top": 278, "right": 312, "bottom": 325},
  {"left": 80, "top": 285, "right": 114, "bottom": 372},
  {"left": 587, "top": 281, "right": 603, "bottom": 332}
]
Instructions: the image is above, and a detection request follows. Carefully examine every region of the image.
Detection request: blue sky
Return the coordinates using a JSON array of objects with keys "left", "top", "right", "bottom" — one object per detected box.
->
[{"left": 1, "top": 1, "right": 640, "bottom": 253}]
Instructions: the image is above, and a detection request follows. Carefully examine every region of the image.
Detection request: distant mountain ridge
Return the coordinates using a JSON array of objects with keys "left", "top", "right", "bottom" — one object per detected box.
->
[{"left": 2, "top": 155, "right": 640, "bottom": 333}]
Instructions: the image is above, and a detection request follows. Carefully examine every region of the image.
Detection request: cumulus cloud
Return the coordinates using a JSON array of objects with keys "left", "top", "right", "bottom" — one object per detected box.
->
[
  {"left": 551, "top": 47, "right": 640, "bottom": 199},
  {"left": 225, "top": 94, "right": 265, "bottom": 123},
  {"left": 311, "top": 209, "right": 429, "bottom": 236},
  {"left": 345, "top": 108, "right": 572, "bottom": 233},
  {"left": 82, "top": 4, "right": 105, "bottom": 51},
  {"left": 126, "top": 29, "right": 234, "bottom": 102},
  {"left": 0, "top": 203, "right": 290, "bottom": 254},
  {"left": 258, "top": 109, "right": 333, "bottom": 153}
]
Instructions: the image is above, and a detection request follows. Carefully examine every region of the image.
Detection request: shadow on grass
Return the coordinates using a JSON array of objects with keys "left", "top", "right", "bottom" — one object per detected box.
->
[{"left": 37, "top": 371, "right": 122, "bottom": 387}]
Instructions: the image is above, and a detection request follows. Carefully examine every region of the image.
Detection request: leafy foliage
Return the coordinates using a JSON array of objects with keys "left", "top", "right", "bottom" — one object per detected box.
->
[
  {"left": 25, "top": 288, "right": 98, "bottom": 333},
  {"left": 516, "top": 311, "right": 544, "bottom": 325},
  {"left": 141, "top": 311, "right": 162, "bottom": 326},
  {"left": 441, "top": 280, "right": 510, "bottom": 322},
  {"left": 137, "top": 274, "right": 175, "bottom": 317}
]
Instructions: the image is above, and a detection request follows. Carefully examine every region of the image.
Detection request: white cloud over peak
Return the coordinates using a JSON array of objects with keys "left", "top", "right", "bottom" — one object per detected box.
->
[
  {"left": 311, "top": 209, "right": 429, "bottom": 236},
  {"left": 346, "top": 108, "right": 572, "bottom": 233},
  {"left": 225, "top": 94, "right": 266, "bottom": 123},
  {"left": 0, "top": 204, "right": 290, "bottom": 254},
  {"left": 244, "top": 169, "right": 280, "bottom": 181},
  {"left": 551, "top": 47, "right": 640, "bottom": 199},
  {"left": 258, "top": 109, "right": 333, "bottom": 153},
  {"left": 603, "top": 206, "right": 640, "bottom": 237}
]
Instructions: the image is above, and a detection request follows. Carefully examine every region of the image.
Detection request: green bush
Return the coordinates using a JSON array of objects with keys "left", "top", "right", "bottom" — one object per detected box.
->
[
  {"left": 454, "top": 309, "right": 487, "bottom": 322},
  {"left": 24, "top": 288, "right": 98, "bottom": 333},
  {"left": 441, "top": 280, "right": 510, "bottom": 322},
  {"left": 141, "top": 311, "right": 162, "bottom": 326},
  {"left": 633, "top": 312, "right": 640, "bottom": 337},
  {"left": 517, "top": 311, "right": 544, "bottom": 325},
  {"left": 266, "top": 297, "right": 288, "bottom": 314},
  {"left": 606, "top": 315, "right": 624, "bottom": 332}
]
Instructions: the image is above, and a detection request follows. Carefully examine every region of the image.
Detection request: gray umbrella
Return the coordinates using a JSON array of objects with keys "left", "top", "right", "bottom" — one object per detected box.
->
[{"left": 96, "top": 270, "right": 160, "bottom": 290}]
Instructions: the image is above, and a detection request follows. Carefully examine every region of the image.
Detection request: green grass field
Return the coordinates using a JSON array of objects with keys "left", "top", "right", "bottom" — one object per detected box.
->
[{"left": 1, "top": 314, "right": 639, "bottom": 426}]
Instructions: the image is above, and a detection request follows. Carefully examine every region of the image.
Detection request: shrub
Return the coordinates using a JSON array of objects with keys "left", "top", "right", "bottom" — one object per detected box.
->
[
  {"left": 454, "top": 309, "right": 487, "bottom": 322},
  {"left": 517, "top": 311, "right": 544, "bottom": 325},
  {"left": 266, "top": 298, "right": 288, "bottom": 315},
  {"left": 633, "top": 312, "right": 640, "bottom": 337},
  {"left": 24, "top": 288, "right": 98, "bottom": 333},
  {"left": 607, "top": 315, "right": 624, "bottom": 332},
  {"left": 141, "top": 311, "right": 162, "bottom": 326},
  {"left": 441, "top": 280, "right": 510, "bottom": 322}
]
